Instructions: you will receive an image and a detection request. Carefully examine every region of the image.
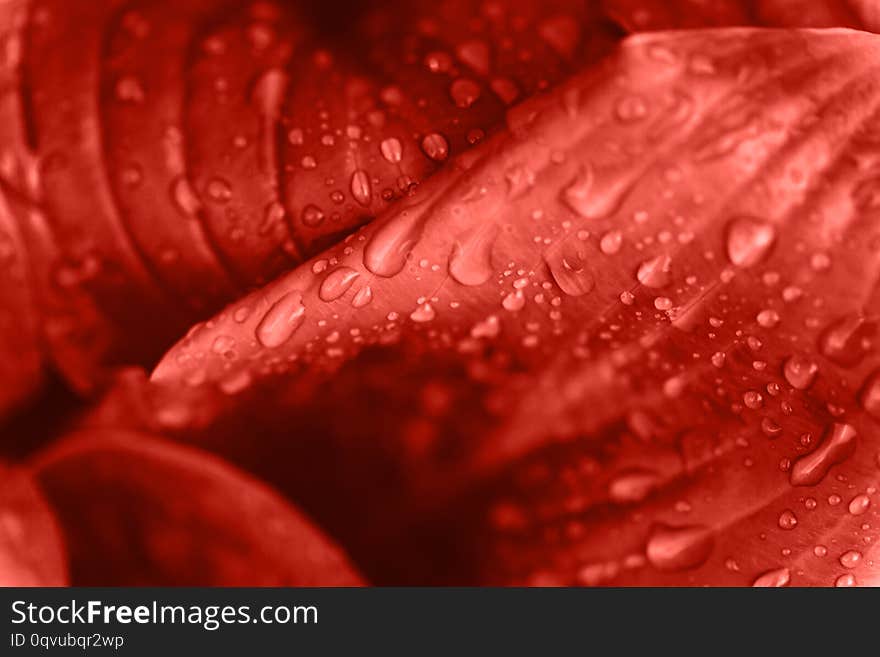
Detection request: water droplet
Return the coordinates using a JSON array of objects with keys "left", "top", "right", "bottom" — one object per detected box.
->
[
  {"left": 562, "top": 164, "right": 632, "bottom": 220},
  {"left": 545, "top": 239, "right": 595, "bottom": 297},
  {"left": 848, "top": 494, "right": 871, "bottom": 516},
  {"left": 743, "top": 390, "right": 763, "bottom": 409},
  {"left": 761, "top": 417, "right": 783, "bottom": 438},
  {"left": 351, "top": 285, "right": 373, "bottom": 308},
  {"left": 778, "top": 509, "right": 798, "bottom": 530},
  {"left": 756, "top": 309, "right": 780, "bottom": 328},
  {"left": 171, "top": 176, "right": 202, "bottom": 216},
  {"left": 790, "top": 423, "right": 858, "bottom": 487},
  {"left": 255, "top": 290, "right": 305, "bottom": 348},
  {"left": 839, "top": 550, "right": 862, "bottom": 569},
  {"left": 350, "top": 169, "right": 372, "bottom": 206},
  {"left": 599, "top": 230, "right": 623, "bottom": 255},
  {"left": 301, "top": 204, "right": 325, "bottom": 227},
  {"left": 421, "top": 133, "right": 449, "bottom": 161},
  {"left": 319, "top": 267, "right": 360, "bottom": 301},
  {"left": 752, "top": 567, "right": 790, "bottom": 587},
  {"left": 835, "top": 573, "right": 857, "bottom": 587},
  {"left": 410, "top": 302, "right": 436, "bottom": 323},
  {"left": 502, "top": 290, "right": 525, "bottom": 312},
  {"left": 449, "top": 224, "right": 499, "bottom": 287},
  {"left": 820, "top": 314, "right": 876, "bottom": 367},
  {"left": 380, "top": 137, "right": 403, "bottom": 164},
  {"left": 860, "top": 369, "right": 880, "bottom": 419},
  {"left": 450, "top": 78, "right": 481, "bottom": 108},
  {"left": 637, "top": 254, "right": 672, "bottom": 288},
  {"left": 725, "top": 217, "right": 776, "bottom": 267},
  {"left": 364, "top": 204, "right": 426, "bottom": 277},
  {"left": 608, "top": 470, "right": 660, "bottom": 504},
  {"left": 206, "top": 177, "right": 232, "bottom": 203},
  {"left": 645, "top": 524, "right": 714, "bottom": 572},
  {"left": 783, "top": 355, "right": 819, "bottom": 390}
]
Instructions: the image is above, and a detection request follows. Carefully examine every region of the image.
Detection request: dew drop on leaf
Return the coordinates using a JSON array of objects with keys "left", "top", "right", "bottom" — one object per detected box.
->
[
  {"left": 790, "top": 423, "right": 858, "bottom": 487},
  {"left": 318, "top": 267, "right": 360, "bottom": 302},
  {"left": 752, "top": 567, "right": 790, "bottom": 587},
  {"left": 255, "top": 291, "right": 305, "bottom": 348},
  {"left": 449, "top": 224, "right": 499, "bottom": 287},
  {"left": 783, "top": 355, "right": 819, "bottom": 390},
  {"left": 645, "top": 524, "right": 714, "bottom": 572},
  {"left": 725, "top": 216, "right": 776, "bottom": 267}
]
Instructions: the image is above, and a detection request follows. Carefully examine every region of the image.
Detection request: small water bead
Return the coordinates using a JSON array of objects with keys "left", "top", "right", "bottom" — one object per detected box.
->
[
  {"left": 490, "top": 77, "right": 519, "bottom": 105},
  {"left": 743, "top": 391, "right": 763, "bottom": 409},
  {"left": 835, "top": 573, "right": 857, "bottom": 587},
  {"left": 255, "top": 290, "right": 306, "bottom": 348},
  {"left": 778, "top": 509, "right": 798, "bottom": 530},
  {"left": 756, "top": 309, "right": 780, "bottom": 328},
  {"left": 171, "top": 176, "right": 202, "bottom": 216},
  {"left": 761, "top": 418, "right": 782, "bottom": 438},
  {"left": 636, "top": 254, "right": 672, "bottom": 288},
  {"left": 421, "top": 133, "right": 449, "bottom": 161},
  {"left": 563, "top": 164, "right": 633, "bottom": 221},
  {"left": 380, "top": 137, "right": 403, "bottom": 164},
  {"left": 790, "top": 423, "right": 858, "bottom": 487},
  {"left": 410, "top": 302, "right": 436, "bottom": 323},
  {"left": 301, "top": 204, "right": 325, "bottom": 227},
  {"left": 449, "top": 78, "right": 481, "bottom": 108},
  {"left": 449, "top": 224, "right": 499, "bottom": 287},
  {"left": 654, "top": 297, "right": 673, "bottom": 311},
  {"left": 839, "top": 550, "right": 862, "bottom": 569},
  {"left": 810, "top": 252, "right": 831, "bottom": 272},
  {"left": 819, "top": 314, "right": 876, "bottom": 367},
  {"left": 599, "top": 230, "right": 623, "bottom": 255},
  {"left": 645, "top": 524, "right": 714, "bottom": 572},
  {"left": 608, "top": 470, "right": 661, "bottom": 504},
  {"left": 711, "top": 352, "right": 726, "bottom": 368},
  {"left": 424, "top": 50, "right": 453, "bottom": 75},
  {"left": 620, "top": 291, "right": 635, "bottom": 305},
  {"left": 752, "top": 567, "right": 790, "bottom": 587},
  {"left": 783, "top": 355, "right": 819, "bottom": 390},
  {"left": 211, "top": 335, "right": 235, "bottom": 355},
  {"left": 805, "top": 498, "right": 818, "bottom": 510},
  {"left": 351, "top": 286, "right": 373, "bottom": 308},
  {"left": 814, "top": 545, "right": 828, "bottom": 557},
  {"left": 828, "top": 494, "right": 842, "bottom": 506},
  {"left": 848, "top": 494, "right": 871, "bottom": 516},
  {"left": 471, "top": 315, "right": 500, "bottom": 339},
  {"left": 233, "top": 306, "right": 251, "bottom": 323},
  {"left": 502, "top": 290, "right": 525, "bottom": 312},
  {"left": 318, "top": 267, "right": 360, "bottom": 302},
  {"left": 350, "top": 169, "right": 372, "bottom": 206},
  {"left": 301, "top": 155, "right": 317, "bottom": 169},
  {"left": 725, "top": 216, "right": 776, "bottom": 267}
]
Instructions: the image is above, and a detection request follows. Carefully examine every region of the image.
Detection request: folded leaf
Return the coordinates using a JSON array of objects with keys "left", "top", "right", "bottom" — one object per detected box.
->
[
  {"left": 30, "top": 430, "right": 364, "bottom": 585},
  {"left": 147, "top": 27, "right": 880, "bottom": 585}
]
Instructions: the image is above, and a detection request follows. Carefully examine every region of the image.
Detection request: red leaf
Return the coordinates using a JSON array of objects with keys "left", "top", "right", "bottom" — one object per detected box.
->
[
  {"left": 0, "top": 462, "right": 68, "bottom": 586},
  {"left": 30, "top": 430, "right": 364, "bottom": 585},
  {"left": 142, "top": 27, "right": 880, "bottom": 585}
]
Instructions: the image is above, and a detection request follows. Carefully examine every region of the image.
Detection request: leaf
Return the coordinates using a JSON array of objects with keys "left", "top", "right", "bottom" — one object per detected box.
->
[
  {"left": 144, "top": 27, "right": 880, "bottom": 585},
  {"left": 0, "top": 462, "right": 68, "bottom": 586},
  {"left": 3, "top": 0, "right": 617, "bottom": 405},
  {"left": 30, "top": 429, "right": 364, "bottom": 585},
  {"left": 602, "top": 0, "right": 878, "bottom": 32}
]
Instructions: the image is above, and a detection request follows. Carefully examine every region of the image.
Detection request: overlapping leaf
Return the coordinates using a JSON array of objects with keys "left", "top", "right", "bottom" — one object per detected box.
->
[
  {"left": 137, "top": 27, "right": 880, "bottom": 585},
  {"left": 29, "top": 430, "right": 364, "bottom": 585}
]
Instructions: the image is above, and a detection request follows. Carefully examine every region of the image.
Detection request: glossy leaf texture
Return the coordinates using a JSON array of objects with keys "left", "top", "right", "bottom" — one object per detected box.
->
[
  {"left": 130, "top": 27, "right": 880, "bottom": 586},
  {"left": 0, "top": 0, "right": 620, "bottom": 409},
  {"left": 29, "top": 430, "right": 364, "bottom": 585}
]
